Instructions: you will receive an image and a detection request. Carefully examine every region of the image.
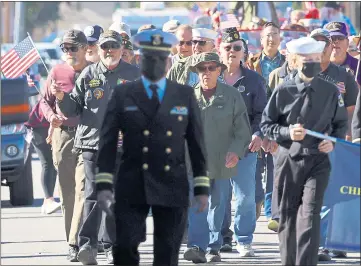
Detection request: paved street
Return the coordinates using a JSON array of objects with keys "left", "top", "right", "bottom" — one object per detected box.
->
[{"left": 1, "top": 156, "right": 360, "bottom": 265}]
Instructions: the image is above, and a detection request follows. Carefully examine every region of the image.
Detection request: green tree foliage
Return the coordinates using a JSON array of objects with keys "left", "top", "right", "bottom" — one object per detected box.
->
[{"left": 24, "top": 2, "right": 61, "bottom": 33}]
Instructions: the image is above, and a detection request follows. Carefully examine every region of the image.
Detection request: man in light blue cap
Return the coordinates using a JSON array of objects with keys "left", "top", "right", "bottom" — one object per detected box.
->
[{"left": 95, "top": 29, "right": 210, "bottom": 266}]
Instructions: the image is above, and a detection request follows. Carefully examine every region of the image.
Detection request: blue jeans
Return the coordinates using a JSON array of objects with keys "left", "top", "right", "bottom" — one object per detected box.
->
[
  {"left": 264, "top": 152, "right": 275, "bottom": 219},
  {"left": 208, "top": 152, "right": 257, "bottom": 251}
]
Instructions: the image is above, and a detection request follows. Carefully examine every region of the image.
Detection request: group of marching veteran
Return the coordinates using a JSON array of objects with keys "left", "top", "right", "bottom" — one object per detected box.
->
[{"left": 25, "top": 8, "right": 360, "bottom": 266}]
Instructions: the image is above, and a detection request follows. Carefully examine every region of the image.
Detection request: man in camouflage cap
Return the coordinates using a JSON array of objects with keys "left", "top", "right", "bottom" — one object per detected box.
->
[{"left": 53, "top": 29, "right": 141, "bottom": 265}]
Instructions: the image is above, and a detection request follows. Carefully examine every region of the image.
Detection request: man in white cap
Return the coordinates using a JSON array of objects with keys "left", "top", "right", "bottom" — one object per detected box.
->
[
  {"left": 109, "top": 22, "right": 131, "bottom": 40},
  {"left": 260, "top": 37, "right": 348, "bottom": 266},
  {"left": 167, "top": 28, "right": 218, "bottom": 86}
]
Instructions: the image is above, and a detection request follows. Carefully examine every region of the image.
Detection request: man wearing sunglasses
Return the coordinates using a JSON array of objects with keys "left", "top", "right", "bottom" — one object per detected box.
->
[
  {"left": 324, "top": 22, "right": 361, "bottom": 86},
  {"left": 53, "top": 30, "right": 140, "bottom": 265},
  {"left": 84, "top": 25, "right": 104, "bottom": 63},
  {"left": 167, "top": 28, "right": 217, "bottom": 87},
  {"left": 184, "top": 52, "right": 252, "bottom": 263},
  {"left": 217, "top": 27, "right": 267, "bottom": 256},
  {"left": 172, "top": 24, "right": 193, "bottom": 64},
  {"left": 95, "top": 29, "right": 210, "bottom": 266},
  {"left": 309, "top": 28, "right": 359, "bottom": 262},
  {"left": 39, "top": 29, "right": 89, "bottom": 263}
]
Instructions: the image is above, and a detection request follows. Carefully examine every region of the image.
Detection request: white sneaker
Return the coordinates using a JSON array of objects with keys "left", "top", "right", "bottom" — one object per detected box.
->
[
  {"left": 41, "top": 201, "right": 61, "bottom": 214},
  {"left": 236, "top": 243, "right": 255, "bottom": 257}
]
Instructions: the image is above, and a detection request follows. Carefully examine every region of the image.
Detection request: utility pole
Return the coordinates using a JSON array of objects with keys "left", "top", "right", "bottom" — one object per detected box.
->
[{"left": 13, "top": 2, "right": 25, "bottom": 43}]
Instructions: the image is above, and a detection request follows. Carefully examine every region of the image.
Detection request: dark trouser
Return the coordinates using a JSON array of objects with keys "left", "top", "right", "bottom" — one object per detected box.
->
[
  {"left": 274, "top": 148, "right": 330, "bottom": 266},
  {"left": 255, "top": 155, "right": 265, "bottom": 205},
  {"left": 31, "top": 127, "right": 57, "bottom": 198},
  {"left": 78, "top": 150, "right": 116, "bottom": 249},
  {"left": 113, "top": 203, "right": 187, "bottom": 266}
]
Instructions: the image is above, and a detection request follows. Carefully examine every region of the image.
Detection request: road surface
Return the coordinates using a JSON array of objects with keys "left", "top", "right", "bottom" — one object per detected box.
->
[{"left": 1, "top": 155, "right": 360, "bottom": 265}]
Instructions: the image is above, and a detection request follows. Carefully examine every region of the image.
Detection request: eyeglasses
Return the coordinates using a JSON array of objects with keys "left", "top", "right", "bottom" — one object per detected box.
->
[
  {"left": 223, "top": 45, "right": 242, "bottom": 52},
  {"left": 100, "top": 42, "right": 121, "bottom": 50},
  {"left": 196, "top": 65, "right": 219, "bottom": 73},
  {"left": 179, "top": 41, "right": 192, "bottom": 46},
  {"left": 331, "top": 36, "right": 347, "bottom": 42},
  {"left": 192, "top": 40, "right": 213, "bottom": 46},
  {"left": 61, "top": 46, "right": 79, "bottom": 53}
]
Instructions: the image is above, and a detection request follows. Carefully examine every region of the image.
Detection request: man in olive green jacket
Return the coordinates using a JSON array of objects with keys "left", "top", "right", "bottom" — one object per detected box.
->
[{"left": 184, "top": 53, "right": 255, "bottom": 263}]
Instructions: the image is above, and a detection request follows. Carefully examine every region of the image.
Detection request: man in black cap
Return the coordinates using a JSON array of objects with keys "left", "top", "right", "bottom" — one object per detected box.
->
[
  {"left": 121, "top": 40, "right": 135, "bottom": 64},
  {"left": 84, "top": 25, "right": 104, "bottom": 63},
  {"left": 52, "top": 30, "right": 140, "bottom": 265},
  {"left": 95, "top": 29, "right": 210, "bottom": 266}
]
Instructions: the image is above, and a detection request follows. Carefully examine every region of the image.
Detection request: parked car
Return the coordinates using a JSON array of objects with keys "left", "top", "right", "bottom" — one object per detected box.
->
[{"left": 1, "top": 77, "right": 38, "bottom": 206}]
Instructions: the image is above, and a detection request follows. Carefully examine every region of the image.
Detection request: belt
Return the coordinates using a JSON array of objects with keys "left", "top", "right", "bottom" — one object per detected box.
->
[
  {"left": 299, "top": 148, "right": 320, "bottom": 156},
  {"left": 60, "top": 125, "right": 77, "bottom": 132}
]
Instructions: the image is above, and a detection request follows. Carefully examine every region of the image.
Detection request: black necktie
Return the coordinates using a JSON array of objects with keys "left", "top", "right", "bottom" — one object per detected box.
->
[
  {"left": 149, "top": 84, "right": 160, "bottom": 115},
  {"left": 289, "top": 87, "right": 312, "bottom": 157}
]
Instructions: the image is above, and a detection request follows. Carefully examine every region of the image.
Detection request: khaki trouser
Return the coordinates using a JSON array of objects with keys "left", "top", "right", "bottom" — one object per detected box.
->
[{"left": 52, "top": 127, "right": 85, "bottom": 246}]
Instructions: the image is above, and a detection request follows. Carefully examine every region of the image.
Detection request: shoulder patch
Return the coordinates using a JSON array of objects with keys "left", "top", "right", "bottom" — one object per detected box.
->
[
  {"left": 338, "top": 93, "right": 345, "bottom": 107},
  {"left": 88, "top": 79, "right": 102, "bottom": 88}
]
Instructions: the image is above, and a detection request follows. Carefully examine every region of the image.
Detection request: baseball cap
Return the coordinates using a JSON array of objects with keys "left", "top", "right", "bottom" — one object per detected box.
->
[
  {"left": 98, "top": 30, "right": 123, "bottom": 45},
  {"left": 84, "top": 25, "right": 104, "bottom": 44},
  {"left": 310, "top": 28, "right": 332, "bottom": 43},
  {"left": 109, "top": 22, "right": 131, "bottom": 37},
  {"left": 192, "top": 28, "right": 218, "bottom": 41},
  {"left": 324, "top": 22, "right": 348, "bottom": 38},
  {"left": 123, "top": 40, "right": 133, "bottom": 51},
  {"left": 162, "top": 20, "right": 181, "bottom": 33},
  {"left": 60, "top": 29, "right": 88, "bottom": 46}
]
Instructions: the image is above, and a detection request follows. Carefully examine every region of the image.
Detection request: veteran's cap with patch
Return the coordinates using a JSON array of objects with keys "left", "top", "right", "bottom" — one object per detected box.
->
[
  {"left": 123, "top": 40, "right": 133, "bottom": 51},
  {"left": 286, "top": 37, "right": 326, "bottom": 54},
  {"left": 132, "top": 29, "right": 179, "bottom": 53},
  {"left": 310, "top": 28, "right": 332, "bottom": 43},
  {"left": 60, "top": 29, "right": 88, "bottom": 46},
  {"left": 221, "top": 27, "right": 241, "bottom": 43},
  {"left": 98, "top": 30, "right": 123, "bottom": 45},
  {"left": 324, "top": 22, "right": 348, "bottom": 37},
  {"left": 84, "top": 25, "right": 104, "bottom": 44}
]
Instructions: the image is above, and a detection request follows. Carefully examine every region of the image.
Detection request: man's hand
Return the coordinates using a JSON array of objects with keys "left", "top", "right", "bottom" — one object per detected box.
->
[
  {"left": 289, "top": 124, "right": 306, "bottom": 141},
  {"left": 225, "top": 152, "right": 239, "bottom": 168},
  {"left": 97, "top": 190, "right": 115, "bottom": 216},
  {"left": 269, "top": 141, "right": 279, "bottom": 154},
  {"left": 194, "top": 195, "right": 209, "bottom": 213},
  {"left": 50, "top": 114, "right": 64, "bottom": 128},
  {"left": 50, "top": 79, "right": 64, "bottom": 100},
  {"left": 318, "top": 139, "right": 334, "bottom": 153},
  {"left": 262, "top": 138, "right": 271, "bottom": 152},
  {"left": 249, "top": 135, "right": 262, "bottom": 152}
]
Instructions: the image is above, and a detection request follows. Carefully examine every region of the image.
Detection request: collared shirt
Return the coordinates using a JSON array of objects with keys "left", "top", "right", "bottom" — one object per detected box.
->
[
  {"left": 260, "top": 51, "right": 283, "bottom": 84},
  {"left": 260, "top": 74, "right": 348, "bottom": 151},
  {"left": 141, "top": 76, "right": 166, "bottom": 102}
]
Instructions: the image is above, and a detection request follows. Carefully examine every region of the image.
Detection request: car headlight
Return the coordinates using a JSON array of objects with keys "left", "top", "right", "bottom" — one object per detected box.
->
[
  {"left": 6, "top": 145, "right": 19, "bottom": 157},
  {"left": 1, "top": 123, "right": 26, "bottom": 135}
]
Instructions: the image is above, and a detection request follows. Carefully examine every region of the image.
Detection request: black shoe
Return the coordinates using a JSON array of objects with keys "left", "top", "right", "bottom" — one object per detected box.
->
[
  {"left": 318, "top": 249, "right": 332, "bottom": 261},
  {"left": 77, "top": 245, "right": 98, "bottom": 265},
  {"left": 206, "top": 249, "right": 221, "bottom": 262},
  {"left": 184, "top": 246, "right": 207, "bottom": 263},
  {"left": 104, "top": 246, "right": 114, "bottom": 264},
  {"left": 332, "top": 250, "right": 347, "bottom": 258},
  {"left": 67, "top": 245, "right": 79, "bottom": 262},
  {"left": 220, "top": 242, "right": 233, "bottom": 252}
]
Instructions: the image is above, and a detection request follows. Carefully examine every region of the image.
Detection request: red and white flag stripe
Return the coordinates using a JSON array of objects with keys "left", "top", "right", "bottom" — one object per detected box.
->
[{"left": 1, "top": 48, "right": 39, "bottom": 78}]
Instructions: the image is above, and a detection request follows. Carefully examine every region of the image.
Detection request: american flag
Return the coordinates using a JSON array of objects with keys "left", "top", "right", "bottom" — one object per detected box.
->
[
  {"left": 1, "top": 36, "right": 40, "bottom": 79},
  {"left": 220, "top": 13, "right": 240, "bottom": 30}
]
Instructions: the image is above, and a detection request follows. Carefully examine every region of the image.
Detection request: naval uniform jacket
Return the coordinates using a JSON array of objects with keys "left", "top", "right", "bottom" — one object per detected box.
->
[{"left": 95, "top": 79, "right": 209, "bottom": 207}]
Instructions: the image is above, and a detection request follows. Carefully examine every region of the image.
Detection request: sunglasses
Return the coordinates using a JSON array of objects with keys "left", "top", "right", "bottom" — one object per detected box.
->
[
  {"left": 223, "top": 45, "right": 242, "bottom": 52},
  {"left": 192, "top": 40, "right": 213, "bottom": 46},
  {"left": 179, "top": 41, "right": 192, "bottom": 46},
  {"left": 100, "top": 42, "right": 121, "bottom": 50},
  {"left": 197, "top": 65, "right": 219, "bottom": 73},
  {"left": 331, "top": 36, "right": 347, "bottom": 42},
  {"left": 61, "top": 46, "right": 79, "bottom": 53}
]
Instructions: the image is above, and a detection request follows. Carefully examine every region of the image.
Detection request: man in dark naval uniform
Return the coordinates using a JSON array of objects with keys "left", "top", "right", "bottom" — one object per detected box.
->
[
  {"left": 95, "top": 29, "right": 210, "bottom": 266},
  {"left": 260, "top": 37, "right": 348, "bottom": 266}
]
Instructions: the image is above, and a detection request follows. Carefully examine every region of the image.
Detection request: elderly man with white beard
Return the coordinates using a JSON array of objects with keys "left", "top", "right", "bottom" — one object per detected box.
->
[{"left": 53, "top": 30, "right": 140, "bottom": 265}]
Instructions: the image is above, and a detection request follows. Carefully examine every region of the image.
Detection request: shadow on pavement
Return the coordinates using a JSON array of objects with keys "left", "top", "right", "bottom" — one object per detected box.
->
[{"left": 1, "top": 198, "right": 60, "bottom": 208}]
